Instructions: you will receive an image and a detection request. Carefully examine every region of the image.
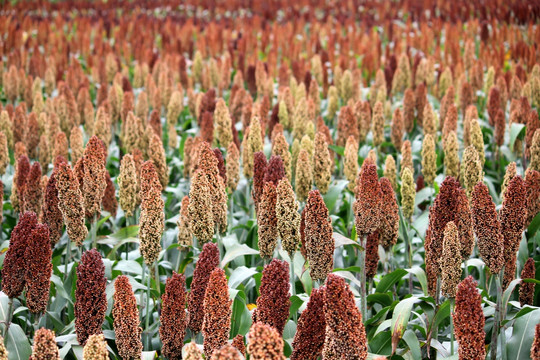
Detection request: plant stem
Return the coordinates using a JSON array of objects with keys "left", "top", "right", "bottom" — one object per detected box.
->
[
  {"left": 2, "top": 298, "right": 13, "bottom": 338},
  {"left": 154, "top": 261, "right": 160, "bottom": 297},
  {"left": 144, "top": 262, "right": 152, "bottom": 350},
  {"left": 228, "top": 196, "right": 234, "bottom": 231},
  {"left": 490, "top": 273, "right": 503, "bottom": 360},
  {"left": 64, "top": 240, "right": 71, "bottom": 280},
  {"left": 406, "top": 219, "right": 413, "bottom": 293},
  {"left": 450, "top": 298, "right": 455, "bottom": 355},
  {"left": 289, "top": 255, "right": 296, "bottom": 297},
  {"left": 289, "top": 256, "right": 297, "bottom": 322},
  {"left": 91, "top": 215, "right": 98, "bottom": 249},
  {"left": 359, "top": 236, "right": 367, "bottom": 320},
  {"left": 140, "top": 262, "right": 146, "bottom": 322},
  {"left": 33, "top": 313, "right": 42, "bottom": 333}
]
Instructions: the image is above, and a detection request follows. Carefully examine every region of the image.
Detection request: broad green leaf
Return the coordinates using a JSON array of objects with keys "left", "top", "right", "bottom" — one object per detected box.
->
[
  {"left": 228, "top": 266, "right": 258, "bottom": 289},
  {"left": 283, "top": 320, "right": 297, "bottom": 341},
  {"left": 142, "top": 351, "right": 157, "bottom": 359},
  {"left": 289, "top": 295, "right": 305, "bottom": 317},
  {"left": 99, "top": 225, "right": 139, "bottom": 244},
  {"left": 391, "top": 297, "right": 418, "bottom": 345},
  {"left": 403, "top": 329, "right": 422, "bottom": 359},
  {"left": 4, "top": 324, "right": 32, "bottom": 360},
  {"left": 333, "top": 233, "right": 361, "bottom": 249},
  {"left": 328, "top": 144, "right": 345, "bottom": 156},
  {"left": 406, "top": 267, "right": 428, "bottom": 296},
  {"left": 506, "top": 308, "right": 540, "bottom": 360},
  {"left": 367, "top": 293, "right": 393, "bottom": 307},
  {"left": 527, "top": 212, "right": 540, "bottom": 236},
  {"left": 376, "top": 269, "right": 407, "bottom": 293},
  {"left": 113, "top": 260, "right": 143, "bottom": 275},
  {"left": 431, "top": 300, "right": 451, "bottom": 332},
  {"left": 221, "top": 242, "right": 259, "bottom": 267},
  {"left": 502, "top": 279, "right": 522, "bottom": 317},
  {"left": 332, "top": 270, "right": 361, "bottom": 288},
  {"left": 375, "top": 319, "right": 392, "bottom": 336},
  {"left": 509, "top": 123, "right": 526, "bottom": 151},
  {"left": 368, "top": 330, "right": 392, "bottom": 355},
  {"left": 323, "top": 180, "right": 348, "bottom": 212}
]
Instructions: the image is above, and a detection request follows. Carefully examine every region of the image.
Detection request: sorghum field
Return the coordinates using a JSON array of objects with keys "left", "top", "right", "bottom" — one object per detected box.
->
[{"left": 1, "top": 1, "right": 540, "bottom": 359}]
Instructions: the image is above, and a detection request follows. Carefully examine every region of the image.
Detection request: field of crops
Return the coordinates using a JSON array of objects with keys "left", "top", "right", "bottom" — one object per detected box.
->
[{"left": 0, "top": 1, "right": 540, "bottom": 359}]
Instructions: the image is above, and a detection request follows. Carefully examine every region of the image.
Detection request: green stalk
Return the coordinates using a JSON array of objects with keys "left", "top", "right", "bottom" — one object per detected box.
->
[
  {"left": 154, "top": 261, "right": 160, "bottom": 297},
  {"left": 450, "top": 298, "right": 455, "bottom": 355},
  {"left": 228, "top": 196, "right": 234, "bottom": 231},
  {"left": 144, "top": 263, "right": 152, "bottom": 350},
  {"left": 91, "top": 215, "right": 98, "bottom": 249},
  {"left": 406, "top": 218, "right": 413, "bottom": 293},
  {"left": 289, "top": 255, "right": 296, "bottom": 297},
  {"left": 490, "top": 273, "right": 503, "bottom": 360},
  {"left": 64, "top": 239, "right": 72, "bottom": 280},
  {"left": 429, "top": 277, "right": 442, "bottom": 359},
  {"left": 359, "top": 236, "right": 367, "bottom": 319},
  {"left": 290, "top": 256, "right": 297, "bottom": 322},
  {"left": 2, "top": 298, "right": 13, "bottom": 338},
  {"left": 140, "top": 262, "right": 146, "bottom": 322},
  {"left": 33, "top": 313, "right": 42, "bottom": 333}
]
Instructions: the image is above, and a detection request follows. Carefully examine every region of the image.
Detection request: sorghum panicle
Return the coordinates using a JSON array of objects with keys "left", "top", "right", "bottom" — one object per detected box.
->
[
  {"left": 202, "top": 268, "right": 232, "bottom": 358},
  {"left": 247, "top": 322, "right": 286, "bottom": 360},
  {"left": 2, "top": 212, "right": 38, "bottom": 298},
  {"left": 112, "top": 275, "right": 143, "bottom": 360},
  {"left": 75, "top": 249, "right": 107, "bottom": 346},
  {"left": 188, "top": 242, "right": 220, "bottom": 333},
  {"left": 253, "top": 259, "right": 290, "bottom": 335},
  {"left": 354, "top": 163, "right": 382, "bottom": 238},
  {"left": 453, "top": 276, "right": 486, "bottom": 360},
  {"left": 322, "top": 274, "right": 368, "bottom": 360},
  {"left": 519, "top": 258, "right": 536, "bottom": 306},
  {"left": 30, "top": 328, "right": 60, "bottom": 360},
  {"left": 290, "top": 287, "right": 326, "bottom": 360},
  {"left": 439, "top": 221, "right": 462, "bottom": 298},
  {"left": 257, "top": 182, "right": 278, "bottom": 259},
  {"left": 304, "top": 190, "right": 334, "bottom": 282},
  {"left": 83, "top": 136, "right": 107, "bottom": 220},
  {"left": 160, "top": 272, "right": 188, "bottom": 360},
  {"left": 139, "top": 161, "right": 164, "bottom": 265},
  {"left": 471, "top": 182, "right": 504, "bottom": 274}
]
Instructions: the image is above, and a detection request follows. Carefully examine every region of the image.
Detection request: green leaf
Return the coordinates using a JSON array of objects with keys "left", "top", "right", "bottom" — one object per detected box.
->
[
  {"left": 431, "top": 300, "right": 451, "bottom": 331},
  {"left": 502, "top": 278, "right": 522, "bottom": 316},
  {"left": 402, "top": 329, "right": 422, "bottom": 359},
  {"left": 289, "top": 295, "right": 305, "bottom": 318},
  {"left": 4, "top": 324, "right": 32, "bottom": 360},
  {"left": 113, "top": 260, "right": 143, "bottom": 276},
  {"left": 391, "top": 297, "right": 418, "bottom": 344},
  {"left": 221, "top": 235, "right": 259, "bottom": 268},
  {"left": 527, "top": 212, "right": 540, "bottom": 236},
  {"left": 333, "top": 233, "right": 362, "bottom": 250},
  {"left": 142, "top": 351, "right": 157, "bottom": 359},
  {"left": 376, "top": 269, "right": 407, "bottom": 293},
  {"left": 221, "top": 242, "right": 259, "bottom": 267},
  {"left": 406, "top": 267, "right": 428, "bottom": 296},
  {"left": 509, "top": 123, "right": 526, "bottom": 150},
  {"left": 367, "top": 293, "right": 393, "bottom": 307},
  {"left": 328, "top": 144, "right": 345, "bottom": 156},
  {"left": 323, "top": 180, "right": 348, "bottom": 212},
  {"left": 506, "top": 308, "right": 540, "bottom": 360},
  {"left": 228, "top": 266, "right": 258, "bottom": 289},
  {"left": 368, "top": 330, "right": 392, "bottom": 355},
  {"left": 99, "top": 225, "right": 139, "bottom": 243}
]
